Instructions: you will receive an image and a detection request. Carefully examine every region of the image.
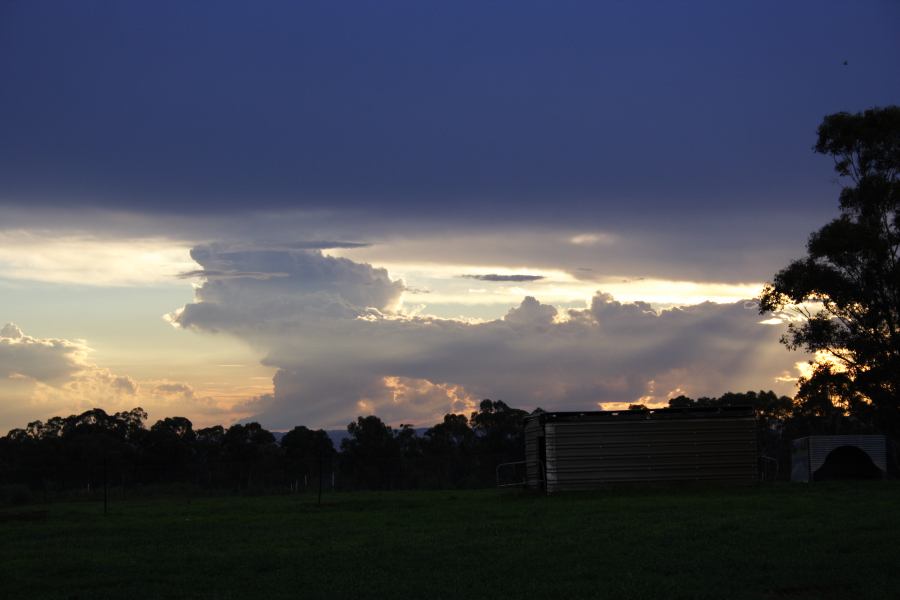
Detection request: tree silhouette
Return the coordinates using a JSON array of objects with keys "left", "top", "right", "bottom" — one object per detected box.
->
[
  {"left": 759, "top": 106, "right": 900, "bottom": 435},
  {"left": 144, "top": 417, "right": 196, "bottom": 482},
  {"left": 423, "top": 414, "right": 476, "bottom": 487},
  {"left": 470, "top": 399, "right": 528, "bottom": 457},
  {"left": 281, "top": 425, "right": 334, "bottom": 491},
  {"left": 222, "top": 423, "right": 277, "bottom": 489},
  {"left": 341, "top": 416, "right": 399, "bottom": 489}
]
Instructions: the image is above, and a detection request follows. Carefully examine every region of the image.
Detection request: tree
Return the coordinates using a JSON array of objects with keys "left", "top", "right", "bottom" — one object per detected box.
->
[
  {"left": 791, "top": 364, "right": 871, "bottom": 434},
  {"left": 393, "top": 424, "right": 423, "bottom": 489},
  {"left": 759, "top": 106, "right": 900, "bottom": 434},
  {"left": 150, "top": 417, "right": 195, "bottom": 441},
  {"left": 424, "top": 413, "right": 475, "bottom": 453},
  {"left": 470, "top": 400, "right": 528, "bottom": 454},
  {"left": 281, "top": 426, "right": 333, "bottom": 458},
  {"left": 341, "top": 416, "right": 399, "bottom": 489},
  {"left": 144, "top": 417, "right": 196, "bottom": 482},
  {"left": 280, "top": 425, "right": 334, "bottom": 490},
  {"left": 423, "top": 414, "right": 476, "bottom": 487},
  {"left": 221, "top": 422, "right": 277, "bottom": 489},
  {"left": 194, "top": 425, "right": 225, "bottom": 486}
]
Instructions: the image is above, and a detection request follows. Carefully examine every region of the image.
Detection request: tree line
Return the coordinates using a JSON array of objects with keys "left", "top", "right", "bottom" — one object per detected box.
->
[
  {"left": 4, "top": 387, "right": 874, "bottom": 499},
  {"left": 0, "top": 399, "right": 528, "bottom": 497}
]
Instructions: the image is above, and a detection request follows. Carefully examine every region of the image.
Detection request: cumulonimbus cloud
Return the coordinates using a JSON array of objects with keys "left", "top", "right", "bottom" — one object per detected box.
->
[{"left": 169, "top": 244, "right": 798, "bottom": 429}]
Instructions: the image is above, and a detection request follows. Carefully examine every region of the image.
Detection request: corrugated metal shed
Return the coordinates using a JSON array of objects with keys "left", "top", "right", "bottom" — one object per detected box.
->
[
  {"left": 525, "top": 406, "right": 757, "bottom": 493},
  {"left": 524, "top": 416, "right": 544, "bottom": 489},
  {"left": 791, "top": 435, "right": 887, "bottom": 482}
]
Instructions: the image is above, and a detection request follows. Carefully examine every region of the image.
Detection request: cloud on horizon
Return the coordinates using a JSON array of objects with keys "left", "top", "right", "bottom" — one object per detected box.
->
[{"left": 0, "top": 322, "right": 240, "bottom": 430}]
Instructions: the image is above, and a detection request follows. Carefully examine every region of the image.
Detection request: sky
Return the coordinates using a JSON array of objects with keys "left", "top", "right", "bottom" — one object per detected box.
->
[{"left": 1, "top": 0, "right": 899, "bottom": 432}]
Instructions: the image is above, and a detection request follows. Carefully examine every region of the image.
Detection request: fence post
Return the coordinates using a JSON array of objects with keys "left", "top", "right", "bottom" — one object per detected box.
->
[{"left": 103, "top": 450, "right": 109, "bottom": 516}]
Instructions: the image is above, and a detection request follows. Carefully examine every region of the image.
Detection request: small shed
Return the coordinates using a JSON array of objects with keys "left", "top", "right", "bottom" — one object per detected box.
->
[
  {"left": 791, "top": 435, "right": 888, "bottom": 482},
  {"left": 525, "top": 406, "right": 757, "bottom": 493}
]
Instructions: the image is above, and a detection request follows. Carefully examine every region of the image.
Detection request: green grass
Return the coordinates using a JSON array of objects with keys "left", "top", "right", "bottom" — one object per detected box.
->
[{"left": 1, "top": 483, "right": 898, "bottom": 599}]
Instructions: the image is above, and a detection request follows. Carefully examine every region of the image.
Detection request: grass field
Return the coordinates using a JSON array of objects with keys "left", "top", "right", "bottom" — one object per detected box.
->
[{"left": 1, "top": 483, "right": 898, "bottom": 599}]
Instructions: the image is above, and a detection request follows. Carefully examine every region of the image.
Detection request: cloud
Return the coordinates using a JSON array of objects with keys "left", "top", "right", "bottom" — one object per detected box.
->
[
  {"left": 462, "top": 274, "right": 546, "bottom": 282},
  {"left": 0, "top": 322, "right": 148, "bottom": 426},
  {"left": 569, "top": 233, "right": 612, "bottom": 246},
  {"left": 168, "top": 246, "right": 801, "bottom": 429},
  {"left": 177, "top": 269, "right": 291, "bottom": 281},
  {"left": 279, "top": 241, "right": 370, "bottom": 250},
  {"left": 331, "top": 224, "right": 814, "bottom": 287},
  {"left": 152, "top": 382, "right": 195, "bottom": 398},
  {"left": 0, "top": 231, "right": 196, "bottom": 286},
  {"left": 0, "top": 203, "right": 827, "bottom": 296},
  {"left": 1, "top": 323, "right": 23, "bottom": 339},
  {"left": 269, "top": 370, "right": 477, "bottom": 427},
  {"left": 4, "top": 2, "right": 874, "bottom": 240},
  {"left": 503, "top": 296, "right": 558, "bottom": 327},
  {"left": 0, "top": 324, "right": 241, "bottom": 430},
  {"left": 1, "top": 322, "right": 90, "bottom": 384},
  {"left": 184, "top": 241, "right": 371, "bottom": 254},
  {"left": 172, "top": 244, "right": 405, "bottom": 334}
]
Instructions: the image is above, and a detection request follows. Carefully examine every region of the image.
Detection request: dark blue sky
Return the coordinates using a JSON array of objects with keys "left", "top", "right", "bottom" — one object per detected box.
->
[{"left": 2, "top": 0, "right": 898, "bottom": 224}]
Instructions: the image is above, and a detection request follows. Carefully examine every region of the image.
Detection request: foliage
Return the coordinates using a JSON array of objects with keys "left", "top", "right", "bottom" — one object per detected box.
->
[
  {"left": 468, "top": 399, "right": 528, "bottom": 458},
  {"left": 280, "top": 426, "right": 334, "bottom": 491},
  {"left": 422, "top": 413, "right": 477, "bottom": 487},
  {"left": 667, "top": 390, "right": 793, "bottom": 421},
  {"left": 759, "top": 106, "right": 900, "bottom": 435},
  {"left": 341, "top": 416, "right": 400, "bottom": 489}
]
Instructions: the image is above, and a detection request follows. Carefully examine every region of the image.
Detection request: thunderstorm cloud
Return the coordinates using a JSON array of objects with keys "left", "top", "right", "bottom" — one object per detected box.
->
[{"left": 169, "top": 245, "right": 797, "bottom": 428}]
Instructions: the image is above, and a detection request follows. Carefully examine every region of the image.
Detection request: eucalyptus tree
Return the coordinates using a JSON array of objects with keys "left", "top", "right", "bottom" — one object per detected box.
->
[{"left": 759, "top": 106, "right": 900, "bottom": 434}]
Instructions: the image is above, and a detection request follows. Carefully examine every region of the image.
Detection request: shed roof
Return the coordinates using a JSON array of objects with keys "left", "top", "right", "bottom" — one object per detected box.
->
[{"left": 527, "top": 405, "right": 755, "bottom": 424}]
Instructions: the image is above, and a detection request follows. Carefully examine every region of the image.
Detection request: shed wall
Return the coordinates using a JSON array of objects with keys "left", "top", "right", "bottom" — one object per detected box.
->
[{"left": 544, "top": 416, "right": 757, "bottom": 492}]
